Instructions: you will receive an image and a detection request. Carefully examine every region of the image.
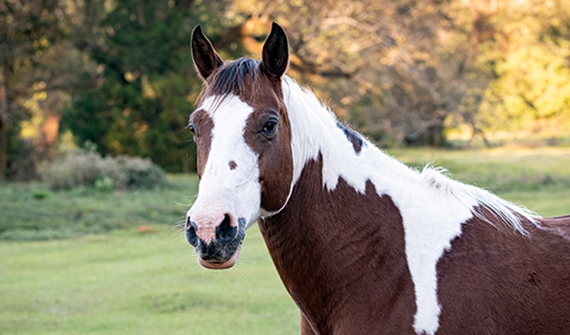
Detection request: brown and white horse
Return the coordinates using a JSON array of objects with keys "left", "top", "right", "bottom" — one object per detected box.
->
[{"left": 185, "top": 23, "right": 570, "bottom": 334}]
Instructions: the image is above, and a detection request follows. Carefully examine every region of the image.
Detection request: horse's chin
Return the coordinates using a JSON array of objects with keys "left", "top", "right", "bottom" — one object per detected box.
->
[{"left": 198, "top": 244, "right": 242, "bottom": 270}]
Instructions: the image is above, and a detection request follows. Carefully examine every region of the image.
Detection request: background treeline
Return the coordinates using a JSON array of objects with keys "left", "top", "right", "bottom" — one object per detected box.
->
[{"left": 1, "top": 0, "right": 569, "bottom": 179}]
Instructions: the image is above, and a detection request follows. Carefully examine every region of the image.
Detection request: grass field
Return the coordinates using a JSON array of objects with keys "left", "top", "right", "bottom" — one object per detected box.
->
[
  {"left": 1, "top": 147, "right": 570, "bottom": 334},
  {"left": 0, "top": 227, "right": 298, "bottom": 335}
]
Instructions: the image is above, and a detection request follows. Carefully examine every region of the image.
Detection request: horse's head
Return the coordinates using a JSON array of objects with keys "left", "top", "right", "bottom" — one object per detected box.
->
[{"left": 185, "top": 23, "right": 293, "bottom": 269}]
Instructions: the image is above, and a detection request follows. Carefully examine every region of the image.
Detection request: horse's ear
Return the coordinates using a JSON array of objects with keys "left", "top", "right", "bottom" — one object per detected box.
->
[
  {"left": 260, "top": 22, "right": 289, "bottom": 81},
  {"left": 191, "top": 25, "right": 224, "bottom": 81}
]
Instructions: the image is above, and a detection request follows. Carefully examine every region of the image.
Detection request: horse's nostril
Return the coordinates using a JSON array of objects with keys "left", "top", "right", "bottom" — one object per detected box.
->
[
  {"left": 216, "top": 214, "right": 237, "bottom": 242},
  {"left": 185, "top": 216, "right": 199, "bottom": 247}
]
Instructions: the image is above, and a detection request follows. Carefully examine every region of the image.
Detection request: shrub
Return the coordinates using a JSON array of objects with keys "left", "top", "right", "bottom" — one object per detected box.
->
[
  {"left": 112, "top": 155, "right": 167, "bottom": 190},
  {"left": 39, "top": 150, "right": 167, "bottom": 191},
  {"left": 32, "top": 190, "right": 52, "bottom": 200},
  {"left": 95, "top": 175, "right": 114, "bottom": 193}
]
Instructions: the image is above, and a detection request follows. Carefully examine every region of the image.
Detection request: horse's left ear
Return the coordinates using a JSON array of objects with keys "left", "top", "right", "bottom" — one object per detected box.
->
[{"left": 260, "top": 22, "right": 289, "bottom": 80}]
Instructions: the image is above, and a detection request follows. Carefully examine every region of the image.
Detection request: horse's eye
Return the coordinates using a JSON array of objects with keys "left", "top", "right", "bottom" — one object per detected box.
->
[
  {"left": 186, "top": 123, "right": 196, "bottom": 135},
  {"left": 262, "top": 119, "right": 278, "bottom": 135}
]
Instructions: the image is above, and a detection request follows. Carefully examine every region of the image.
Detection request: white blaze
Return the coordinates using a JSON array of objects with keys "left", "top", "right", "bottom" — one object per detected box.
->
[{"left": 188, "top": 95, "right": 261, "bottom": 228}]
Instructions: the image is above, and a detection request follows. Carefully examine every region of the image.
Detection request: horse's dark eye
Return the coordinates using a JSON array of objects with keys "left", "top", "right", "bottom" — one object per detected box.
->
[
  {"left": 262, "top": 120, "right": 278, "bottom": 135},
  {"left": 186, "top": 123, "right": 196, "bottom": 135}
]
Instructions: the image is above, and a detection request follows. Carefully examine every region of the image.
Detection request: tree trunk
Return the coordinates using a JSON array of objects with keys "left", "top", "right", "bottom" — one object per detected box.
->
[
  {"left": 404, "top": 115, "right": 447, "bottom": 147},
  {"left": 426, "top": 122, "right": 445, "bottom": 147},
  {"left": 0, "top": 64, "right": 9, "bottom": 180}
]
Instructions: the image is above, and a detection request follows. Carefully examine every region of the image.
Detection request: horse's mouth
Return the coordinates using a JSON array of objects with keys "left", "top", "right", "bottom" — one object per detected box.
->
[{"left": 198, "top": 243, "right": 243, "bottom": 269}]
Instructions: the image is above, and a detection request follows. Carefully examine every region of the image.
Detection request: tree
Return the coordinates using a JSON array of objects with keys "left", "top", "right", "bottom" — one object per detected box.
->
[
  {"left": 62, "top": 0, "right": 240, "bottom": 172},
  {"left": 476, "top": 0, "right": 570, "bottom": 138},
  {"left": 5, "top": 0, "right": 568, "bottom": 179},
  {"left": 211, "top": 0, "right": 498, "bottom": 146},
  {"left": 0, "top": 0, "right": 100, "bottom": 179}
]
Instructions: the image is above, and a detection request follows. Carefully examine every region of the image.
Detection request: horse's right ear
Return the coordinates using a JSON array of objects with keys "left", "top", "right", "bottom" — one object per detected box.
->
[
  {"left": 191, "top": 25, "right": 224, "bottom": 81},
  {"left": 260, "top": 22, "right": 289, "bottom": 81}
]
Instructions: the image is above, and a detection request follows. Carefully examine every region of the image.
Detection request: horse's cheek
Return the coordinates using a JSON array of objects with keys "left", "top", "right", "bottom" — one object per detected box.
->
[
  {"left": 195, "top": 143, "right": 210, "bottom": 178},
  {"left": 259, "top": 138, "right": 293, "bottom": 212}
]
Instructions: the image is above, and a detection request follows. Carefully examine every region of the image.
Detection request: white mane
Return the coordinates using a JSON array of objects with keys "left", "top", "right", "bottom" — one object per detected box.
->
[
  {"left": 282, "top": 76, "right": 539, "bottom": 234},
  {"left": 281, "top": 76, "right": 540, "bottom": 335},
  {"left": 418, "top": 166, "right": 539, "bottom": 234}
]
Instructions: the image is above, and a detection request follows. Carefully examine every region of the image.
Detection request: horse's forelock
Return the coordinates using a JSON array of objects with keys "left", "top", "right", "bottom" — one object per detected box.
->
[{"left": 200, "top": 58, "right": 266, "bottom": 109}]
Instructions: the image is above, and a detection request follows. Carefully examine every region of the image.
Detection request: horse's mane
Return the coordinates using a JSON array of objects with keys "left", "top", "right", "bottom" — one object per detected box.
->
[
  {"left": 281, "top": 77, "right": 540, "bottom": 235},
  {"left": 418, "top": 166, "right": 539, "bottom": 235}
]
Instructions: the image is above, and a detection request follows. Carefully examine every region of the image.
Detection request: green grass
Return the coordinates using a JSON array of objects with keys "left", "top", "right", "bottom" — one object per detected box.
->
[
  {"left": 0, "top": 175, "right": 198, "bottom": 240},
  {"left": 1, "top": 147, "right": 570, "bottom": 334},
  {"left": 389, "top": 147, "right": 570, "bottom": 195},
  {"left": 0, "top": 226, "right": 299, "bottom": 335}
]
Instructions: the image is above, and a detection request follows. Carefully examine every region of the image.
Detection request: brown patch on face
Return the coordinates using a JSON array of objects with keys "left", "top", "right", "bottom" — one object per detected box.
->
[
  {"left": 228, "top": 160, "right": 237, "bottom": 170},
  {"left": 437, "top": 211, "right": 570, "bottom": 333},
  {"left": 189, "top": 109, "right": 214, "bottom": 178},
  {"left": 258, "top": 154, "right": 416, "bottom": 334},
  {"left": 242, "top": 77, "right": 293, "bottom": 211}
]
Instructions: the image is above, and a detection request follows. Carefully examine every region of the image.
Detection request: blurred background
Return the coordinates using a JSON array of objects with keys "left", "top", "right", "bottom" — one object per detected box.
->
[
  {"left": 1, "top": 0, "right": 570, "bottom": 180},
  {"left": 1, "top": 1, "right": 570, "bottom": 334}
]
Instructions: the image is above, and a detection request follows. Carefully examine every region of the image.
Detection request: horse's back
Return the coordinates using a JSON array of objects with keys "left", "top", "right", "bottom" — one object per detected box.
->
[
  {"left": 436, "top": 213, "right": 570, "bottom": 334},
  {"left": 542, "top": 214, "right": 570, "bottom": 235}
]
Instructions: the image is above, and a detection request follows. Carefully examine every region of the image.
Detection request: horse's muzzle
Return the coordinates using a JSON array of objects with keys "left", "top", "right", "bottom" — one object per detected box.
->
[{"left": 186, "top": 215, "right": 246, "bottom": 269}]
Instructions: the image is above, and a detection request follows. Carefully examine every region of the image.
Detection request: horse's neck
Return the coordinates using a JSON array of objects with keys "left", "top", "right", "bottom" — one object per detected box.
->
[
  {"left": 259, "top": 154, "right": 416, "bottom": 333},
  {"left": 258, "top": 84, "right": 417, "bottom": 332},
  {"left": 283, "top": 79, "right": 417, "bottom": 193},
  {"left": 261, "top": 81, "right": 538, "bottom": 334}
]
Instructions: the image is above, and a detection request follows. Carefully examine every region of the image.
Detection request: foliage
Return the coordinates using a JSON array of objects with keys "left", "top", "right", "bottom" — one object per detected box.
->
[
  {"left": 211, "top": 1, "right": 492, "bottom": 146},
  {"left": 39, "top": 149, "right": 167, "bottom": 191},
  {"left": 60, "top": 0, "right": 235, "bottom": 172},
  {"left": 212, "top": 0, "right": 570, "bottom": 146},
  {"left": 32, "top": 189, "right": 52, "bottom": 200},
  {"left": 2, "top": 0, "right": 570, "bottom": 178},
  {"left": 475, "top": 0, "right": 570, "bottom": 137},
  {"left": 0, "top": 0, "right": 97, "bottom": 179}
]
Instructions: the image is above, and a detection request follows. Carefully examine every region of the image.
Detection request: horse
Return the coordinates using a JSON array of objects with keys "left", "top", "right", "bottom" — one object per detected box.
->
[{"left": 184, "top": 22, "right": 570, "bottom": 334}]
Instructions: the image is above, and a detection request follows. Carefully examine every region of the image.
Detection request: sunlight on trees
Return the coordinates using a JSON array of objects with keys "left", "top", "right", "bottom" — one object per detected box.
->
[
  {"left": 476, "top": 0, "right": 570, "bottom": 139},
  {"left": 1, "top": 0, "right": 569, "bottom": 178}
]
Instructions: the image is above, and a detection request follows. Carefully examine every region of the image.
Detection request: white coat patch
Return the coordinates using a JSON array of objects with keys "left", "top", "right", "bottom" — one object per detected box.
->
[{"left": 279, "top": 77, "right": 538, "bottom": 335}]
